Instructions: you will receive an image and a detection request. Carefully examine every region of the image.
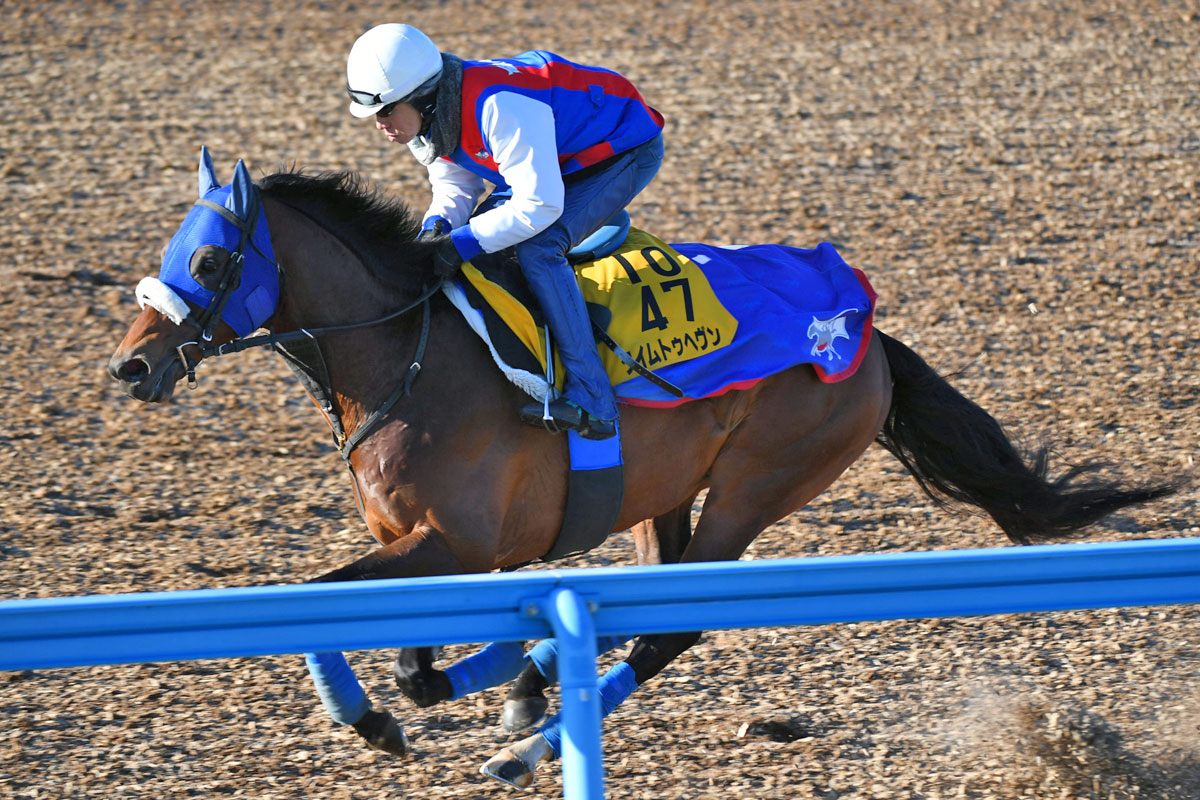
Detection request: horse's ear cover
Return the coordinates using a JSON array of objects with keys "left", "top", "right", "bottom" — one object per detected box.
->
[
  {"left": 198, "top": 145, "right": 220, "bottom": 197},
  {"left": 227, "top": 160, "right": 255, "bottom": 221}
]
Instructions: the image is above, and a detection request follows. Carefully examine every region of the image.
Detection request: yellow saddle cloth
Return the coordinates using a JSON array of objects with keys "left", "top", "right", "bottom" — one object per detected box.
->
[{"left": 451, "top": 227, "right": 737, "bottom": 394}]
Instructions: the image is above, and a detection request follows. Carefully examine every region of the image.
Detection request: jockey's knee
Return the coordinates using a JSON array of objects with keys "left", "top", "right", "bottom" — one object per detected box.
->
[{"left": 515, "top": 228, "right": 572, "bottom": 277}]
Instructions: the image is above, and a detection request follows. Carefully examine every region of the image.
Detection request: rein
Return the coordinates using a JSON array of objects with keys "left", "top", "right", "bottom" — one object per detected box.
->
[
  {"left": 200, "top": 279, "right": 440, "bottom": 362},
  {"left": 202, "top": 280, "right": 440, "bottom": 459}
]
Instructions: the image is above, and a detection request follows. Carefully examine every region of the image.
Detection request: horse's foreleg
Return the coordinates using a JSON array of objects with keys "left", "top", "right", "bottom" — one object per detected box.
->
[
  {"left": 500, "top": 635, "right": 633, "bottom": 733},
  {"left": 392, "top": 646, "right": 453, "bottom": 708},
  {"left": 394, "top": 639, "right": 529, "bottom": 710},
  {"left": 306, "top": 526, "right": 469, "bottom": 755},
  {"left": 499, "top": 497, "right": 697, "bottom": 734},
  {"left": 303, "top": 650, "right": 409, "bottom": 756},
  {"left": 311, "top": 525, "right": 468, "bottom": 583}
]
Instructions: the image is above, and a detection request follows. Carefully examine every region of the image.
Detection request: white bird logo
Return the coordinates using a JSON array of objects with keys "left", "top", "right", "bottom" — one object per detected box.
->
[{"left": 807, "top": 311, "right": 853, "bottom": 360}]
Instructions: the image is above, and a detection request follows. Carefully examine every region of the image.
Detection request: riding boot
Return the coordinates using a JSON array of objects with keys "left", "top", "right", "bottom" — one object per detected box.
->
[{"left": 519, "top": 397, "right": 616, "bottom": 440}]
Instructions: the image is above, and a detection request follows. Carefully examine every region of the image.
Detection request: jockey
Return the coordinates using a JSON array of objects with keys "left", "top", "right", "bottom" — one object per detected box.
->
[{"left": 346, "top": 23, "right": 665, "bottom": 440}]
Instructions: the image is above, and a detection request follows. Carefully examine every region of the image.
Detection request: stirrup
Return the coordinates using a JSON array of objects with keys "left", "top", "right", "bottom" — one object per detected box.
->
[
  {"left": 518, "top": 397, "right": 615, "bottom": 440},
  {"left": 519, "top": 396, "right": 585, "bottom": 435}
]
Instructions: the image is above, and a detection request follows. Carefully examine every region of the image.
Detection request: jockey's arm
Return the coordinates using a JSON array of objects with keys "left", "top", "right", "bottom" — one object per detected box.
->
[
  {"left": 424, "top": 159, "right": 485, "bottom": 233},
  {"left": 439, "top": 92, "right": 565, "bottom": 263}
]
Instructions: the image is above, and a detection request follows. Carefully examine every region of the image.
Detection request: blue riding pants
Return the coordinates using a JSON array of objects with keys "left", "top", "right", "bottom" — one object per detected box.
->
[{"left": 505, "top": 135, "right": 664, "bottom": 421}]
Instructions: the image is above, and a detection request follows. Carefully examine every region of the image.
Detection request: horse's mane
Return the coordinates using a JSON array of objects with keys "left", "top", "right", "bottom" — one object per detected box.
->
[{"left": 258, "top": 168, "right": 430, "bottom": 294}]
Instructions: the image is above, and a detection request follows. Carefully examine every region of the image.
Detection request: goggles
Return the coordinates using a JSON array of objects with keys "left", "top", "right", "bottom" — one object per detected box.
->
[
  {"left": 348, "top": 69, "right": 440, "bottom": 117},
  {"left": 346, "top": 86, "right": 408, "bottom": 117},
  {"left": 346, "top": 85, "right": 394, "bottom": 107}
]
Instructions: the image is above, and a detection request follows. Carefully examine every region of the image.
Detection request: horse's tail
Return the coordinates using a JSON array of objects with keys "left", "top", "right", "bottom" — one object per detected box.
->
[{"left": 873, "top": 331, "right": 1179, "bottom": 544}]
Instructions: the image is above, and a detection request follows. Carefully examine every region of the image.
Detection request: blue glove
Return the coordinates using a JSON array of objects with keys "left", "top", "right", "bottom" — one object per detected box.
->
[{"left": 418, "top": 217, "right": 449, "bottom": 242}]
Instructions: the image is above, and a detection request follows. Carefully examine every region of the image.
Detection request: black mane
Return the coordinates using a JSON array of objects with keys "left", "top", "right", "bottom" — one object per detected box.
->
[{"left": 258, "top": 168, "right": 429, "bottom": 292}]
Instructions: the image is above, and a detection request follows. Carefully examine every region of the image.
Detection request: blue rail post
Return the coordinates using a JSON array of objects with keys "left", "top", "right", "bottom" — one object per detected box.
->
[{"left": 543, "top": 586, "right": 604, "bottom": 800}]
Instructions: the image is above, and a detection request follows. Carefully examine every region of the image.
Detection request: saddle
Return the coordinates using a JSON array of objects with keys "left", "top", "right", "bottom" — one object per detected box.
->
[
  {"left": 444, "top": 218, "right": 877, "bottom": 408},
  {"left": 566, "top": 210, "right": 632, "bottom": 264}
]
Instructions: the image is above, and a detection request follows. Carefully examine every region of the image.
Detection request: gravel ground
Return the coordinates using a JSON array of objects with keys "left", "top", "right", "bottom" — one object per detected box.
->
[{"left": 2, "top": 1, "right": 1199, "bottom": 798}]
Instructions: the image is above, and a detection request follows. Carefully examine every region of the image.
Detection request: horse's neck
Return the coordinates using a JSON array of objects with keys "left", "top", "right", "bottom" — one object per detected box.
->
[
  {"left": 264, "top": 198, "right": 405, "bottom": 329},
  {"left": 263, "top": 197, "right": 433, "bottom": 424}
]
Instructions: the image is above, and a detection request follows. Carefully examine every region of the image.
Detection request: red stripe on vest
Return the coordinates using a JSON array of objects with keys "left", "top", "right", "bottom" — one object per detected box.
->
[{"left": 458, "top": 59, "right": 661, "bottom": 176}]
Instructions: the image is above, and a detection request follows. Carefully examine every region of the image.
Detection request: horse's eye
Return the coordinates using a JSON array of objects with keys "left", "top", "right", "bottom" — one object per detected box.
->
[{"left": 201, "top": 257, "right": 219, "bottom": 272}]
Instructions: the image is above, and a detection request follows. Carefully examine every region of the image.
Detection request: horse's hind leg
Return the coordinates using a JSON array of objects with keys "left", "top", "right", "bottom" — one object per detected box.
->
[
  {"left": 498, "top": 496, "right": 698, "bottom": 734},
  {"left": 484, "top": 494, "right": 833, "bottom": 787},
  {"left": 632, "top": 494, "right": 695, "bottom": 566},
  {"left": 588, "top": 351, "right": 893, "bottom": 700},
  {"left": 484, "top": 354, "right": 893, "bottom": 787}
]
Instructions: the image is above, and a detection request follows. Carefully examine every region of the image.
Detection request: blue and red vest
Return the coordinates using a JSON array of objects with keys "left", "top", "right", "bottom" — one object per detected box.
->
[{"left": 450, "top": 52, "right": 665, "bottom": 187}]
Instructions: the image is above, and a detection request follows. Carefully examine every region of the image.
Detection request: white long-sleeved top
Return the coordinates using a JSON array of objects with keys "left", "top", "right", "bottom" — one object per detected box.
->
[{"left": 423, "top": 92, "right": 566, "bottom": 255}]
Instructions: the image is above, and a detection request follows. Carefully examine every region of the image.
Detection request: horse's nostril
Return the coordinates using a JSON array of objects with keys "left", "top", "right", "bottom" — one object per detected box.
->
[{"left": 116, "top": 358, "right": 150, "bottom": 383}]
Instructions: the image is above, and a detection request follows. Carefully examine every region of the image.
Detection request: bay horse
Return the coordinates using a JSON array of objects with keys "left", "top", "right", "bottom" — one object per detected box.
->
[{"left": 107, "top": 152, "right": 1175, "bottom": 789}]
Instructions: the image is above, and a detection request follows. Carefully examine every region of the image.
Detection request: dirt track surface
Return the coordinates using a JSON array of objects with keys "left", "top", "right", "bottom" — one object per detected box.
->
[{"left": 3, "top": 1, "right": 1200, "bottom": 798}]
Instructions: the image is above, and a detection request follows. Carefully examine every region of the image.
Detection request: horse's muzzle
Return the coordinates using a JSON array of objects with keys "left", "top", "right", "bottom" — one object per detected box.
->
[{"left": 107, "top": 353, "right": 183, "bottom": 403}]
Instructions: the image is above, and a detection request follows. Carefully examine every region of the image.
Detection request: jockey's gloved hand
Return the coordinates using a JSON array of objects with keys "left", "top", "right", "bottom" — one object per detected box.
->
[
  {"left": 426, "top": 234, "right": 465, "bottom": 278},
  {"left": 417, "top": 217, "right": 448, "bottom": 242}
]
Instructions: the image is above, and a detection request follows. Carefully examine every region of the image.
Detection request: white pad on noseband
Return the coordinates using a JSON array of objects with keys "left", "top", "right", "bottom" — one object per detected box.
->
[{"left": 135, "top": 276, "right": 191, "bottom": 326}]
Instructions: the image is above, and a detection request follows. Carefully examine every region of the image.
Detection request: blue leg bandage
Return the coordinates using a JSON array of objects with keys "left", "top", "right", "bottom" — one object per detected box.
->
[
  {"left": 443, "top": 641, "right": 527, "bottom": 700},
  {"left": 538, "top": 660, "right": 637, "bottom": 757},
  {"left": 305, "top": 651, "right": 371, "bottom": 725},
  {"left": 526, "top": 635, "right": 630, "bottom": 683}
]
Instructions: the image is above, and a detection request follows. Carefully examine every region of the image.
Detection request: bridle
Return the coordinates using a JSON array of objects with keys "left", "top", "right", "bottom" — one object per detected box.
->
[
  {"left": 169, "top": 189, "right": 270, "bottom": 388},
  {"left": 170, "top": 188, "right": 443, "bottom": 464},
  {"left": 196, "top": 279, "right": 441, "bottom": 458}
]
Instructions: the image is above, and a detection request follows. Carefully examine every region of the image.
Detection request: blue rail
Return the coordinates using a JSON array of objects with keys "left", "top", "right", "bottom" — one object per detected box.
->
[{"left": 3, "top": 538, "right": 1200, "bottom": 799}]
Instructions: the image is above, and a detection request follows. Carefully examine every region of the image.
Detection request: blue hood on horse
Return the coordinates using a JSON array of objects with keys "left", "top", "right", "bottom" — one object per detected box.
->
[{"left": 152, "top": 147, "right": 280, "bottom": 337}]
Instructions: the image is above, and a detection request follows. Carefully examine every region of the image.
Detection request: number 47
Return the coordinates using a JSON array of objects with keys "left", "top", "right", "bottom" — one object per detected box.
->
[{"left": 613, "top": 248, "right": 696, "bottom": 332}]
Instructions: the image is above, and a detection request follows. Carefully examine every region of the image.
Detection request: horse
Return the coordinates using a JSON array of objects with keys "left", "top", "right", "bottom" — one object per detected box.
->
[{"left": 107, "top": 151, "right": 1176, "bottom": 789}]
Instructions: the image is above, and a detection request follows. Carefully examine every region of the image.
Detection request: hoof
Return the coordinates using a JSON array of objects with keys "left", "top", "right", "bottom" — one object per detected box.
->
[
  {"left": 502, "top": 695, "right": 549, "bottom": 733},
  {"left": 480, "top": 748, "right": 535, "bottom": 790},
  {"left": 393, "top": 662, "right": 453, "bottom": 709},
  {"left": 480, "top": 733, "right": 553, "bottom": 790},
  {"left": 352, "top": 708, "right": 409, "bottom": 757}
]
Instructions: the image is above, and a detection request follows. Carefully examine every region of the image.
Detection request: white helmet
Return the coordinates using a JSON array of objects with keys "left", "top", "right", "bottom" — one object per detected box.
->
[{"left": 346, "top": 24, "right": 443, "bottom": 118}]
